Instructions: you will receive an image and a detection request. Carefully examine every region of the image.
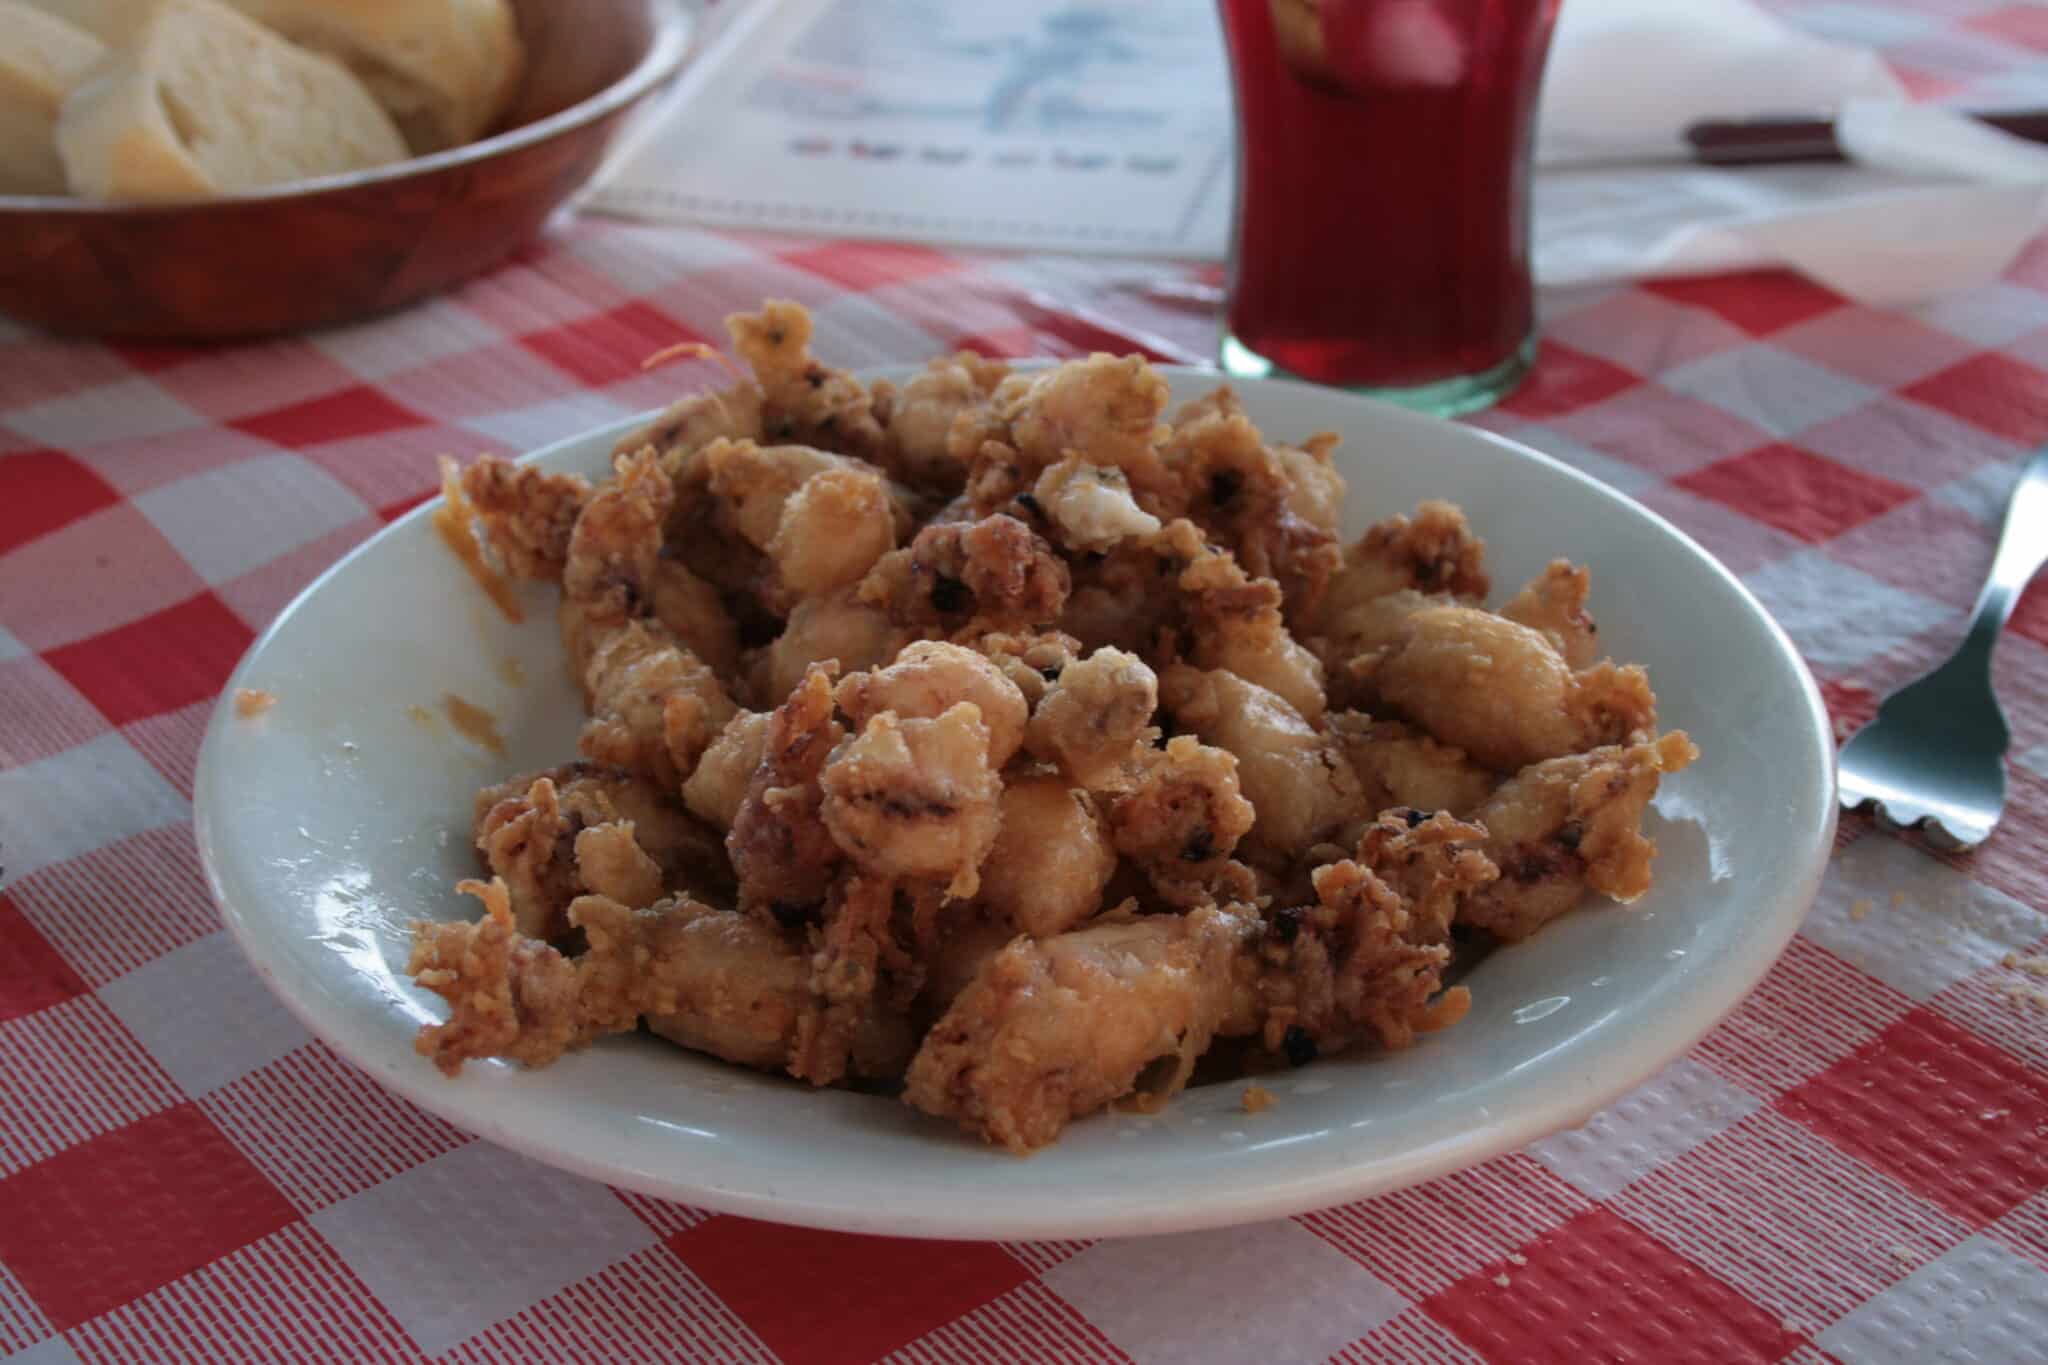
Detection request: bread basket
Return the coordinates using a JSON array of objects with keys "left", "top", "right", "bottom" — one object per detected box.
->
[{"left": 0, "top": 0, "right": 693, "bottom": 341}]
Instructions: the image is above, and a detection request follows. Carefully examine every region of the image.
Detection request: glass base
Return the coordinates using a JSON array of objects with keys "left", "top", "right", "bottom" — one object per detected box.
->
[{"left": 1219, "top": 332, "right": 1537, "bottom": 419}]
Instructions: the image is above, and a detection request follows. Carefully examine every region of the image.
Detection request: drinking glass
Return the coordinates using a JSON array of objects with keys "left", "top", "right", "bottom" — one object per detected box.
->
[{"left": 1217, "top": 0, "right": 1563, "bottom": 415}]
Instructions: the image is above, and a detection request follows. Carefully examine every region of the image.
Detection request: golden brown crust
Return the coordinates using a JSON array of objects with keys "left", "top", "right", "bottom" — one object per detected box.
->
[{"left": 415, "top": 300, "right": 1699, "bottom": 1148}]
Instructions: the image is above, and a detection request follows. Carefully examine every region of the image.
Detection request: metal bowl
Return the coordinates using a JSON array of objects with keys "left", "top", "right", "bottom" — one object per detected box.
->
[{"left": 0, "top": 0, "right": 694, "bottom": 341}]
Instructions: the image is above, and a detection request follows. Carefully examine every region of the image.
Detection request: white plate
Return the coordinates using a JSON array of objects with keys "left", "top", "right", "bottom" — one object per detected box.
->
[{"left": 196, "top": 369, "right": 1835, "bottom": 1240}]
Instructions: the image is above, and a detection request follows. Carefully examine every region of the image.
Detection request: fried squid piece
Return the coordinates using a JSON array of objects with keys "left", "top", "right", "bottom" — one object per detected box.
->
[
  {"left": 1025, "top": 645, "right": 1160, "bottom": 790},
  {"left": 1160, "top": 665, "right": 1365, "bottom": 857},
  {"left": 1105, "top": 736, "right": 1258, "bottom": 894},
  {"left": 1361, "top": 605, "right": 1657, "bottom": 774},
  {"left": 1238, "top": 812, "right": 1493, "bottom": 1063},
  {"left": 754, "top": 586, "right": 915, "bottom": 705},
  {"left": 410, "top": 879, "right": 586, "bottom": 1073},
  {"left": 1331, "top": 713, "right": 1498, "bottom": 819},
  {"left": 1058, "top": 532, "right": 1185, "bottom": 655},
  {"left": 795, "top": 872, "right": 921, "bottom": 1086},
  {"left": 454, "top": 455, "right": 590, "bottom": 582},
  {"left": 701, "top": 437, "right": 854, "bottom": 542},
  {"left": 1177, "top": 532, "right": 1327, "bottom": 723},
  {"left": 836, "top": 640, "right": 1029, "bottom": 770},
  {"left": 560, "top": 448, "right": 740, "bottom": 780},
  {"left": 1500, "top": 559, "right": 1600, "bottom": 669},
  {"left": 728, "top": 299, "right": 887, "bottom": 460},
  {"left": 1321, "top": 500, "right": 1490, "bottom": 621},
  {"left": 1252, "top": 858, "right": 1477, "bottom": 1062},
  {"left": 964, "top": 353, "right": 1178, "bottom": 515},
  {"left": 580, "top": 620, "right": 739, "bottom": 790},
  {"left": 681, "top": 710, "right": 771, "bottom": 831},
  {"left": 1461, "top": 731, "right": 1700, "bottom": 942},
  {"left": 967, "top": 629, "right": 1081, "bottom": 709},
  {"left": 976, "top": 774, "right": 1118, "bottom": 938},
  {"left": 916, "top": 912, "right": 1018, "bottom": 1025},
  {"left": 883, "top": 350, "right": 1009, "bottom": 494},
  {"left": 1029, "top": 456, "right": 1163, "bottom": 554},
  {"left": 619, "top": 380, "right": 766, "bottom": 464},
  {"left": 701, "top": 439, "right": 909, "bottom": 602},
  {"left": 1312, "top": 501, "right": 1489, "bottom": 679},
  {"left": 472, "top": 762, "right": 728, "bottom": 938},
  {"left": 409, "top": 879, "right": 905, "bottom": 1082},
  {"left": 562, "top": 447, "right": 673, "bottom": 643},
  {"left": 819, "top": 703, "right": 1002, "bottom": 900},
  {"left": 905, "top": 903, "right": 1259, "bottom": 1152},
  {"left": 1164, "top": 391, "right": 1342, "bottom": 619},
  {"left": 860, "top": 514, "right": 1070, "bottom": 637},
  {"left": 728, "top": 664, "right": 846, "bottom": 920},
  {"left": 1350, "top": 808, "right": 1500, "bottom": 945}
]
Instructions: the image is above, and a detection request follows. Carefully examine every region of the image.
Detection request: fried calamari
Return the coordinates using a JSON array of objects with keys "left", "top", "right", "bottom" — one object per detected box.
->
[{"left": 416, "top": 300, "right": 1698, "bottom": 1151}]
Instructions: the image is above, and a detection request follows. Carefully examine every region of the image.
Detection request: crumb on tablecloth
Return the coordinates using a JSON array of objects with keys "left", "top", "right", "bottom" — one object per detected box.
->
[
  {"left": 1890, "top": 890, "right": 1907, "bottom": 909},
  {"left": 499, "top": 656, "right": 526, "bottom": 688},
  {"left": 1241, "top": 1084, "right": 1276, "bottom": 1115},
  {"left": 1849, "top": 897, "right": 1874, "bottom": 921},
  {"left": 233, "top": 688, "right": 277, "bottom": 717},
  {"left": 2003, "top": 952, "right": 2048, "bottom": 978},
  {"left": 2000, "top": 983, "right": 2048, "bottom": 1014}
]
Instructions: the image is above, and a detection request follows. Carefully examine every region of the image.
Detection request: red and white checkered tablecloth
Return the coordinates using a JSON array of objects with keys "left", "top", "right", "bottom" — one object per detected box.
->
[{"left": 8, "top": 3, "right": 2048, "bottom": 1361}]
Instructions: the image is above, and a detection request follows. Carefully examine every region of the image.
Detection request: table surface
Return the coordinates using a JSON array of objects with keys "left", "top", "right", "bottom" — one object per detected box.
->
[{"left": 8, "top": 3, "right": 2048, "bottom": 1362}]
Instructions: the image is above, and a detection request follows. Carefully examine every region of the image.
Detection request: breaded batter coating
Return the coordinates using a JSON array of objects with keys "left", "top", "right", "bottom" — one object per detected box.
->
[
  {"left": 905, "top": 903, "right": 1259, "bottom": 1152},
  {"left": 455, "top": 455, "right": 590, "bottom": 582},
  {"left": 1500, "top": 559, "right": 1600, "bottom": 669},
  {"left": 976, "top": 774, "right": 1118, "bottom": 938},
  {"left": 1164, "top": 391, "right": 1342, "bottom": 619},
  {"left": 473, "top": 762, "right": 727, "bottom": 938},
  {"left": 1024, "top": 646, "right": 1160, "bottom": 790},
  {"left": 884, "top": 351, "right": 1010, "bottom": 493},
  {"left": 1362, "top": 605, "right": 1656, "bottom": 774},
  {"left": 682, "top": 711, "right": 772, "bottom": 831},
  {"left": 727, "top": 299, "right": 888, "bottom": 460},
  {"left": 1160, "top": 665, "right": 1365, "bottom": 857},
  {"left": 1030, "top": 456, "right": 1163, "bottom": 554},
  {"left": 968, "top": 353, "right": 1178, "bottom": 514},
  {"left": 1331, "top": 713, "right": 1498, "bottom": 818},
  {"left": 1105, "top": 737, "right": 1258, "bottom": 892},
  {"left": 820, "top": 704, "right": 1002, "bottom": 899},
  {"left": 861, "top": 514, "right": 1070, "bottom": 637},
  {"left": 1461, "top": 732, "right": 1699, "bottom": 942},
  {"left": 727, "top": 665, "right": 846, "bottom": 920},
  {"left": 836, "top": 641, "right": 1029, "bottom": 770},
  {"left": 415, "top": 300, "right": 1702, "bottom": 1150}
]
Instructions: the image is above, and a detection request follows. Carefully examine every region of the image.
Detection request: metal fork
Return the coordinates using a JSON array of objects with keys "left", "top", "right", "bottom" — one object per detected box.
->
[{"left": 1837, "top": 448, "right": 2048, "bottom": 849}]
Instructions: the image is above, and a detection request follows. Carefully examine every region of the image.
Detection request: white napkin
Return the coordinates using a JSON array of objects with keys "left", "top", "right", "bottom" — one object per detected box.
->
[{"left": 1532, "top": 0, "right": 2048, "bottom": 304}]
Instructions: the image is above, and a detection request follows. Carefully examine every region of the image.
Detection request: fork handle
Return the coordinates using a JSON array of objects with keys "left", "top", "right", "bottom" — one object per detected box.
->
[{"left": 1965, "top": 447, "right": 2048, "bottom": 657}]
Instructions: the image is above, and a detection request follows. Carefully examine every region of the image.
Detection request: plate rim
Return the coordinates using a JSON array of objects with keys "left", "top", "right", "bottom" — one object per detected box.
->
[{"left": 195, "top": 368, "right": 1837, "bottom": 1239}]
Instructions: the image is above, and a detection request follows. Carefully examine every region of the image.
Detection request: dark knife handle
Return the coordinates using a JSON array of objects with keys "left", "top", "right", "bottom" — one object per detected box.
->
[{"left": 1687, "top": 109, "right": 2048, "bottom": 166}]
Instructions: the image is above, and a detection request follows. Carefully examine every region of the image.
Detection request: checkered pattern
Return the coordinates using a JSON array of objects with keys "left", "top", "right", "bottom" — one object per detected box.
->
[{"left": 5, "top": 3, "right": 2048, "bottom": 1359}]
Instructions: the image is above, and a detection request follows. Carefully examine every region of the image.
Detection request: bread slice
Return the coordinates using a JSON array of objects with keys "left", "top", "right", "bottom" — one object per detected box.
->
[
  {"left": 57, "top": 0, "right": 408, "bottom": 201},
  {"left": 0, "top": 1, "right": 107, "bottom": 194},
  {"left": 10, "top": 0, "right": 147, "bottom": 45},
  {"left": 219, "top": 0, "right": 524, "bottom": 153}
]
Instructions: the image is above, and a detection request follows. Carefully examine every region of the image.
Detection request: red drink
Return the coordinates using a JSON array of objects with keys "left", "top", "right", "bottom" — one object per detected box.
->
[{"left": 1219, "top": 0, "right": 1562, "bottom": 411}]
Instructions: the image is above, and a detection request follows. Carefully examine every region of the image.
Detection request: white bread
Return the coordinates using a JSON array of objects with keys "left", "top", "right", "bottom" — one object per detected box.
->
[
  {"left": 0, "top": 2, "right": 107, "bottom": 194},
  {"left": 10, "top": 0, "right": 146, "bottom": 44},
  {"left": 217, "top": 0, "right": 523, "bottom": 153},
  {"left": 56, "top": 0, "right": 407, "bottom": 200}
]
